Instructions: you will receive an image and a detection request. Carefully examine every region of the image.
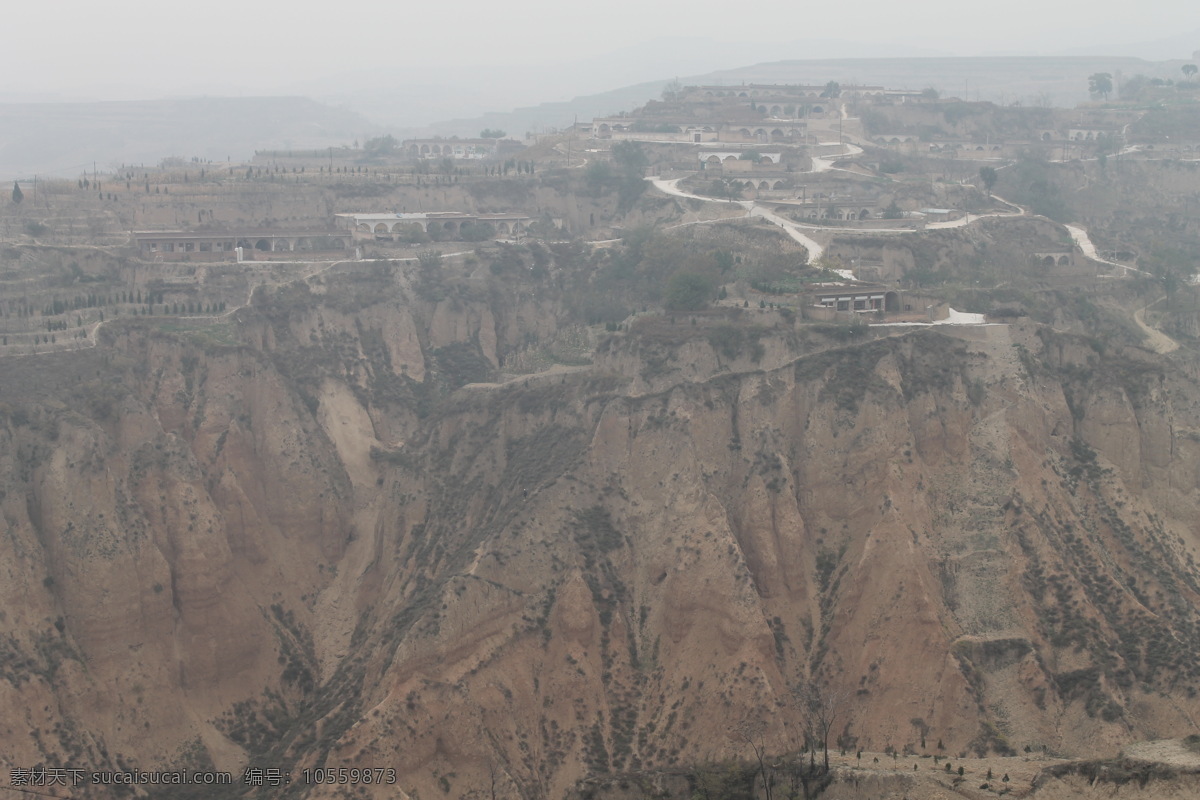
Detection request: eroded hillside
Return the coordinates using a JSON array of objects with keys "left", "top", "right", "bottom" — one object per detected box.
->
[{"left": 1, "top": 252, "right": 1199, "bottom": 799}]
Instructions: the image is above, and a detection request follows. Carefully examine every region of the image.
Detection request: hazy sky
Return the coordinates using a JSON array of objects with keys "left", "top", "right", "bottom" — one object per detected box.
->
[{"left": 3, "top": 0, "right": 1197, "bottom": 101}]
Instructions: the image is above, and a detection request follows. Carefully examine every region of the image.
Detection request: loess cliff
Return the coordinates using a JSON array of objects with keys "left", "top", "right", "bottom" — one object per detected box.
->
[{"left": 1, "top": 260, "right": 1199, "bottom": 799}]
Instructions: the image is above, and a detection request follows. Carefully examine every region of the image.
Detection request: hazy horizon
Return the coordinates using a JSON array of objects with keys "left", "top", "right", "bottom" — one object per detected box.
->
[
  {"left": 3, "top": 0, "right": 1197, "bottom": 105},
  {"left": 2, "top": 4, "right": 1196, "bottom": 181}
]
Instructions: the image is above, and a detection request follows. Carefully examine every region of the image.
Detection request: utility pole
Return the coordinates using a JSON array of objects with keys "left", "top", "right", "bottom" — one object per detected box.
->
[{"left": 567, "top": 114, "right": 575, "bottom": 167}]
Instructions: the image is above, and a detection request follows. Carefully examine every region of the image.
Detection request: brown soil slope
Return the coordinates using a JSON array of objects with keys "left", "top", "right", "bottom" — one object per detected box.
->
[{"left": 0, "top": 268, "right": 1198, "bottom": 800}]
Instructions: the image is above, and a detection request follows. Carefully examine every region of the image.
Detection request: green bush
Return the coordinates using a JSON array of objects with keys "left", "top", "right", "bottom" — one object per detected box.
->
[{"left": 663, "top": 271, "right": 714, "bottom": 311}]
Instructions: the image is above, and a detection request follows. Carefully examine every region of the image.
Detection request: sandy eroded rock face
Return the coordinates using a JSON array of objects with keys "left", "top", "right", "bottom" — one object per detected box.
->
[
  {"left": 298, "top": 321, "right": 1200, "bottom": 799},
  {"left": 0, "top": 333, "right": 352, "bottom": 778},
  {"left": 0, "top": 281, "right": 1198, "bottom": 800}
]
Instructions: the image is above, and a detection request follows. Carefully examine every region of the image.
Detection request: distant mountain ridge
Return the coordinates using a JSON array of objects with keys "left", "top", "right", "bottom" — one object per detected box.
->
[
  {"left": 423, "top": 55, "right": 1181, "bottom": 138},
  {"left": 1, "top": 51, "right": 1192, "bottom": 180},
  {"left": 0, "top": 96, "right": 374, "bottom": 181}
]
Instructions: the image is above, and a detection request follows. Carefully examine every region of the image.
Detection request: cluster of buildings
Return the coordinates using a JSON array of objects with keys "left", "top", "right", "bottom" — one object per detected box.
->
[
  {"left": 592, "top": 118, "right": 810, "bottom": 145},
  {"left": 334, "top": 211, "right": 531, "bottom": 238},
  {"left": 592, "top": 83, "right": 931, "bottom": 145},
  {"left": 133, "top": 211, "right": 534, "bottom": 260},
  {"left": 133, "top": 230, "right": 350, "bottom": 259}
]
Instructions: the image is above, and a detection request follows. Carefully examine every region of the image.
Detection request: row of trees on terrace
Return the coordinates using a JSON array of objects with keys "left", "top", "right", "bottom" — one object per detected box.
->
[{"left": 1090, "top": 66, "right": 1198, "bottom": 102}]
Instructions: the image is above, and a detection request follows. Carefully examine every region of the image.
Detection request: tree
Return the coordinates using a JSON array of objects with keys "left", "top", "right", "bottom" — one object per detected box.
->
[
  {"left": 710, "top": 177, "right": 745, "bottom": 203},
  {"left": 663, "top": 271, "right": 714, "bottom": 311},
  {"left": 612, "top": 140, "right": 648, "bottom": 173},
  {"left": 821, "top": 81, "right": 841, "bottom": 99},
  {"left": 612, "top": 141, "right": 649, "bottom": 213},
  {"left": 734, "top": 716, "right": 775, "bottom": 800},
  {"left": 363, "top": 135, "right": 398, "bottom": 159},
  {"left": 1095, "top": 132, "right": 1119, "bottom": 161},
  {"left": 661, "top": 79, "right": 683, "bottom": 103},
  {"left": 1088, "top": 73, "right": 1113, "bottom": 100},
  {"left": 11, "top": 181, "right": 22, "bottom": 204},
  {"left": 417, "top": 249, "right": 443, "bottom": 270},
  {"left": 979, "top": 166, "right": 998, "bottom": 197},
  {"left": 1183, "top": 64, "right": 1198, "bottom": 81},
  {"left": 793, "top": 681, "right": 848, "bottom": 772},
  {"left": 1154, "top": 261, "right": 1187, "bottom": 310},
  {"left": 584, "top": 160, "right": 613, "bottom": 192},
  {"left": 480, "top": 128, "right": 506, "bottom": 139},
  {"left": 1118, "top": 73, "right": 1154, "bottom": 102}
]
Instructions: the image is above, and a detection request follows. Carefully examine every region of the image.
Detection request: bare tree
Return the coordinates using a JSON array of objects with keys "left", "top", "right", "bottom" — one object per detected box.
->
[
  {"left": 734, "top": 715, "right": 774, "bottom": 800},
  {"left": 793, "top": 681, "right": 847, "bottom": 772},
  {"left": 661, "top": 79, "right": 684, "bottom": 103},
  {"left": 775, "top": 694, "right": 836, "bottom": 800}
]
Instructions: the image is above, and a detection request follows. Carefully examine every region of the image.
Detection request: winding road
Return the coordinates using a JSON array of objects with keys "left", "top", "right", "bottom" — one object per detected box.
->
[
  {"left": 644, "top": 156, "right": 1182, "bottom": 347},
  {"left": 1063, "top": 223, "right": 1141, "bottom": 276},
  {"left": 1134, "top": 299, "right": 1180, "bottom": 354},
  {"left": 1061, "top": 224, "right": 1177, "bottom": 354},
  {"left": 647, "top": 176, "right": 827, "bottom": 260},
  {"left": 647, "top": 167, "right": 1026, "bottom": 266},
  {"left": 809, "top": 141, "right": 866, "bottom": 174}
]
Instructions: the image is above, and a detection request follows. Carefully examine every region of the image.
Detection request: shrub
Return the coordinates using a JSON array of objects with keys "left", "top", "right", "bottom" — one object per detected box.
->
[
  {"left": 707, "top": 325, "right": 745, "bottom": 360},
  {"left": 663, "top": 271, "right": 714, "bottom": 311}
]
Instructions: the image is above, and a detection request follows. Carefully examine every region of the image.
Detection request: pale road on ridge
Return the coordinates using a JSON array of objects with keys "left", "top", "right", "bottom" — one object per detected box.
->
[
  {"left": 646, "top": 158, "right": 1109, "bottom": 271},
  {"left": 644, "top": 149, "right": 1182, "bottom": 343},
  {"left": 646, "top": 170, "right": 1024, "bottom": 265},
  {"left": 646, "top": 176, "right": 826, "bottom": 261}
]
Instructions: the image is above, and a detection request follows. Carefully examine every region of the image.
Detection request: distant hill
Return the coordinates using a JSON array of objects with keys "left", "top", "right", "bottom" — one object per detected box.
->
[
  {"left": 0, "top": 96, "right": 374, "bottom": 180},
  {"left": 290, "top": 36, "right": 950, "bottom": 133},
  {"left": 424, "top": 55, "right": 1181, "bottom": 138},
  {"left": 428, "top": 78, "right": 674, "bottom": 139},
  {"left": 1, "top": 55, "right": 1188, "bottom": 180},
  {"left": 704, "top": 56, "right": 1181, "bottom": 105}
]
